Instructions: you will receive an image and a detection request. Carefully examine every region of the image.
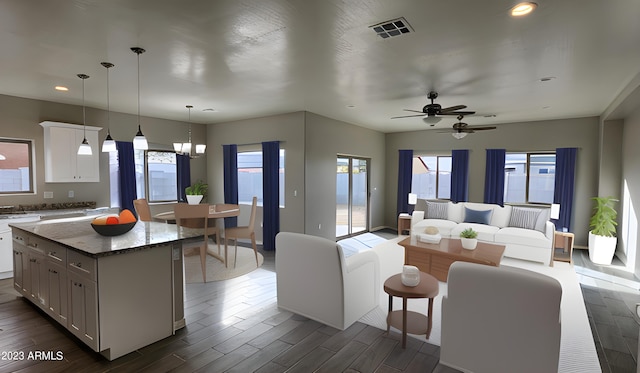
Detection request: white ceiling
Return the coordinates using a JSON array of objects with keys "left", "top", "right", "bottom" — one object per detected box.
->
[{"left": 1, "top": 0, "right": 639, "bottom": 133}]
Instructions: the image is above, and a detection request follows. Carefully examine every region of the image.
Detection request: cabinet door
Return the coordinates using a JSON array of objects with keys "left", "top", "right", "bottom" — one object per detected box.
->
[
  {"left": 68, "top": 271, "right": 98, "bottom": 351},
  {"left": 47, "top": 126, "right": 77, "bottom": 182},
  {"left": 46, "top": 260, "right": 68, "bottom": 326},
  {"left": 28, "top": 249, "right": 47, "bottom": 308},
  {"left": 12, "top": 245, "right": 26, "bottom": 293},
  {"left": 0, "top": 230, "right": 12, "bottom": 275}
]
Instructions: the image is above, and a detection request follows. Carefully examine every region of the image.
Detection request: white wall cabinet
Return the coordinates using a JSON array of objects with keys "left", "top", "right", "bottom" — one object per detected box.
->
[{"left": 40, "top": 121, "right": 101, "bottom": 182}]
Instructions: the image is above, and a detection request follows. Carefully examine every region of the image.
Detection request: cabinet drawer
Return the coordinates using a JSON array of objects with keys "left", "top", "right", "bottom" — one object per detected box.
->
[
  {"left": 13, "top": 231, "right": 28, "bottom": 245},
  {"left": 27, "top": 236, "right": 47, "bottom": 255},
  {"left": 45, "top": 246, "right": 67, "bottom": 265},
  {"left": 68, "top": 250, "right": 97, "bottom": 281}
]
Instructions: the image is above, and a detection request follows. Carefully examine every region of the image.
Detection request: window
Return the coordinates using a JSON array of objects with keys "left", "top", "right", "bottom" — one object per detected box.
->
[
  {"left": 237, "top": 149, "right": 285, "bottom": 206},
  {"left": 145, "top": 151, "right": 177, "bottom": 202},
  {"left": 0, "top": 138, "right": 35, "bottom": 194},
  {"left": 504, "top": 152, "right": 555, "bottom": 204},
  {"left": 411, "top": 155, "right": 451, "bottom": 200}
]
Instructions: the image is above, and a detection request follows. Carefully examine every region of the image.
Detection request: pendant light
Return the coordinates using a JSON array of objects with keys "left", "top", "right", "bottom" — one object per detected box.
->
[
  {"left": 77, "top": 73, "right": 92, "bottom": 156},
  {"left": 101, "top": 62, "right": 117, "bottom": 152},
  {"left": 131, "top": 47, "right": 148, "bottom": 150}
]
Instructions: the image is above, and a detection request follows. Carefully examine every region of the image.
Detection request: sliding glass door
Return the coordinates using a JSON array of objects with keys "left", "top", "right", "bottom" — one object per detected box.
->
[{"left": 336, "top": 156, "right": 369, "bottom": 238}]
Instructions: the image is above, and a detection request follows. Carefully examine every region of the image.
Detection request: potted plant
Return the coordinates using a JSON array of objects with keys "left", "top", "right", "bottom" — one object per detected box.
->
[
  {"left": 588, "top": 196, "right": 618, "bottom": 265},
  {"left": 460, "top": 228, "right": 478, "bottom": 250},
  {"left": 185, "top": 180, "right": 208, "bottom": 205}
]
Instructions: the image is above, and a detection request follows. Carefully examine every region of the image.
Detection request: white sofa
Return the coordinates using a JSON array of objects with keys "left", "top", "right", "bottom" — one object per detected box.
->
[
  {"left": 411, "top": 200, "right": 555, "bottom": 266},
  {"left": 440, "top": 261, "right": 562, "bottom": 373},
  {"left": 275, "top": 232, "right": 380, "bottom": 330}
]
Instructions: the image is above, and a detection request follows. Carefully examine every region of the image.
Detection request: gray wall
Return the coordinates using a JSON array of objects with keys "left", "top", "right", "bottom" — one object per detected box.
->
[
  {"left": 385, "top": 117, "right": 600, "bottom": 247},
  {"left": 304, "top": 112, "right": 386, "bottom": 240},
  {"left": 0, "top": 94, "right": 206, "bottom": 212},
  {"left": 207, "top": 111, "right": 307, "bottom": 240}
]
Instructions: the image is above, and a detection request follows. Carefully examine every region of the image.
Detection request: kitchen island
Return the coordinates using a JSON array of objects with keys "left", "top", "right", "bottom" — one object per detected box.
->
[{"left": 10, "top": 216, "right": 202, "bottom": 360}]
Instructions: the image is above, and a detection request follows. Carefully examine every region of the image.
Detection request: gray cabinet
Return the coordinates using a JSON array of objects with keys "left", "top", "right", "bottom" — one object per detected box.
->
[
  {"left": 45, "top": 246, "right": 68, "bottom": 326},
  {"left": 68, "top": 270, "right": 98, "bottom": 350},
  {"left": 12, "top": 231, "right": 29, "bottom": 295}
]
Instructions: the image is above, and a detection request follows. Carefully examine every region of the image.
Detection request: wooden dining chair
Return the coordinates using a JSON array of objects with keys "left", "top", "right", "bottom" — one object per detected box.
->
[
  {"left": 174, "top": 203, "right": 215, "bottom": 282},
  {"left": 224, "top": 196, "right": 259, "bottom": 268},
  {"left": 133, "top": 198, "right": 152, "bottom": 221}
]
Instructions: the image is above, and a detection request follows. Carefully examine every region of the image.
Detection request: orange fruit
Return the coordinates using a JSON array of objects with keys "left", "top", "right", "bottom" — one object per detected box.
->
[
  {"left": 106, "top": 216, "right": 120, "bottom": 225},
  {"left": 92, "top": 216, "right": 109, "bottom": 225},
  {"left": 119, "top": 209, "right": 137, "bottom": 224}
]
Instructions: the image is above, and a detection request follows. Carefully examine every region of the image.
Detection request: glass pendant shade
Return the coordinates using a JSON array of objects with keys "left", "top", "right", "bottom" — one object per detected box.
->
[
  {"left": 423, "top": 116, "right": 442, "bottom": 125},
  {"left": 133, "top": 125, "right": 148, "bottom": 150},
  {"left": 196, "top": 144, "right": 206, "bottom": 154},
  {"left": 102, "top": 132, "right": 116, "bottom": 152},
  {"left": 451, "top": 132, "right": 467, "bottom": 139},
  {"left": 78, "top": 138, "right": 92, "bottom": 155}
]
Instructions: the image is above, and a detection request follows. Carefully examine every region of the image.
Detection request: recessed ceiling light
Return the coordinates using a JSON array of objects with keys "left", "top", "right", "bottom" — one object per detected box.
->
[
  {"left": 55, "top": 86, "right": 69, "bottom": 91},
  {"left": 346, "top": 105, "right": 355, "bottom": 108},
  {"left": 202, "top": 108, "right": 216, "bottom": 112},
  {"left": 511, "top": 2, "right": 537, "bottom": 17}
]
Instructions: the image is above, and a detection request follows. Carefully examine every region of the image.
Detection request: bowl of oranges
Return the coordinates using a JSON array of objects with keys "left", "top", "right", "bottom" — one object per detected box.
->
[{"left": 91, "top": 209, "right": 138, "bottom": 236}]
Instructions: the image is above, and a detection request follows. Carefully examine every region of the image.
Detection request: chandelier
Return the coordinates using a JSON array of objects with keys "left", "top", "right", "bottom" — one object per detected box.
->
[{"left": 173, "top": 105, "right": 206, "bottom": 158}]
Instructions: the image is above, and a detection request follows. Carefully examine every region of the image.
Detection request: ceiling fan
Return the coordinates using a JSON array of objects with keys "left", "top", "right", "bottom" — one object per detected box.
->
[
  {"left": 391, "top": 91, "right": 476, "bottom": 125},
  {"left": 438, "top": 115, "right": 496, "bottom": 139}
]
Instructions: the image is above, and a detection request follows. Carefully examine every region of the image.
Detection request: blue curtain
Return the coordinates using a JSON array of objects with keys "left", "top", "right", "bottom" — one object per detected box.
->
[
  {"left": 262, "top": 141, "right": 280, "bottom": 251},
  {"left": 554, "top": 148, "right": 578, "bottom": 231},
  {"left": 483, "top": 149, "right": 506, "bottom": 206},
  {"left": 176, "top": 154, "right": 191, "bottom": 203},
  {"left": 116, "top": 141, "right": 137, "bottom": 215},
  {"left": 223, "top": 144, "right": 238, "bottom": 228},
  {"left": 397, "top": 150, "right": 413, "bottom": 216},
  {"left": 450, "top": 149, "right": 469, "bottom": 203}
]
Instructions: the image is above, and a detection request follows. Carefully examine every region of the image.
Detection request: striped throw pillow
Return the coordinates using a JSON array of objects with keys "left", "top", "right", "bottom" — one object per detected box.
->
[
  {"left": 509, "top": 207, "right": 542, "bottom": 230},
  {"left": 426, "top": 201, "right": 448, "bottom": 220}
]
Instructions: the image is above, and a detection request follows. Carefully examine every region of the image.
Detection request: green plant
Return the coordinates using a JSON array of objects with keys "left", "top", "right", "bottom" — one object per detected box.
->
[
  {"left": 185, "top": 180, "right": 208, "bottom": 197},
  {"left": 589, "top": 196, "right": 618, "bottom": 237},
  {"left": 460, "top": 228, "right": 478, "bottom": 239}
]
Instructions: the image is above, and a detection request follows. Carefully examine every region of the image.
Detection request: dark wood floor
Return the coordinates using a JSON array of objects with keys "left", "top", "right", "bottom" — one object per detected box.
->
[{"left": 0, "top": 248, "right": 457, "bottom": 373}]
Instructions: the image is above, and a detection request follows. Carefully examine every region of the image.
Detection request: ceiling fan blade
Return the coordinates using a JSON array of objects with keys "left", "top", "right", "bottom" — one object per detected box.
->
[
  {"left": 469, "top": 126, "right": 497, "bottom": 131},
  {"left": 440, "top": 105, "right": 467, "bottom": 112},
  {"left": 391, "top": 114, "right": 425, "bottom": 119},
  {"left": 439, "top": 110, "right": 476, "bottom": 116},
  {"left": 403, "top": 109, "right": 425, "bottom": 113}
]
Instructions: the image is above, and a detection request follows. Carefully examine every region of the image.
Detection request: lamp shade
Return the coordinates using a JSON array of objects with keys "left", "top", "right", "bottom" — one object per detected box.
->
[
  {"left": 550, "top": 203, "right": 560, "bottom": 220},
  {"left": 408, "top": 193, "right": 418, "bottom": 205}
]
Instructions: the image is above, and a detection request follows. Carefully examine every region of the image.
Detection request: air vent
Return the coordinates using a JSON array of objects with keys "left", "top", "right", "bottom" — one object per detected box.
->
[{"left": 370, "top": 17, "right": 413, "bottom": 39}]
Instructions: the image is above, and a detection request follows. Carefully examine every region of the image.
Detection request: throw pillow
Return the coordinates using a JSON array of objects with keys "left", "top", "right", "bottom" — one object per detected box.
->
[
  {"left": 426, "top": 201, "right": 448, "bottom": 219},
  {"left": 509, "top": 207, "right": 542, "bottom": 230},
  {"left": 463, "top": 207, "right": 492, "bottom": 225}
]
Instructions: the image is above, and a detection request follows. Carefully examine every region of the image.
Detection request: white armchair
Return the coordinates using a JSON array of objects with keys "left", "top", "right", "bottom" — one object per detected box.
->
[
  {"left": 440, "top": 261, "right": 562, "bottom": 373},
  {"left": 275, "top": 232, "right": 379, "bottom": 330}
]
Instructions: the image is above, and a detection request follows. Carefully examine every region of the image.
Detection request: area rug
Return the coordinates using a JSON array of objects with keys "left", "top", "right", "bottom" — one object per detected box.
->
[
  {"left": 358, "top": 237, "right": 601, "bottom": 373},
  {"left": 184, "top": 244, "right": 264, "bottom": 283}
]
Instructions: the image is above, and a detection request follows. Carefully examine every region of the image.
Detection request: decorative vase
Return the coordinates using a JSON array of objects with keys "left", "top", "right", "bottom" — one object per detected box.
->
[
  {"left": 461, "top": 237, "right": 478, "bottom": 250},
  {"left": 401, "top": 265, "right": 420, "bottom": 287},
  {"left": 588, "top": 231, "right": 617, "bottom": 265},
  {"left": 186, "top": 195, "right": 203, "bottom": 205}
]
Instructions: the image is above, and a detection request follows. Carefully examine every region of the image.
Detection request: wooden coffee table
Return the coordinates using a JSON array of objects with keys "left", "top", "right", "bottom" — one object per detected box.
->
[{"left": 399, "top": 237, "right": 505, "bottom": 282}]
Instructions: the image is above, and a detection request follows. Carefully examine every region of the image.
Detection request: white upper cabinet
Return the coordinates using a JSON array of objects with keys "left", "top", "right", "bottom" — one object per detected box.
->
[{"left": 40, "top": 121, "right": 101, "bottom": 183}]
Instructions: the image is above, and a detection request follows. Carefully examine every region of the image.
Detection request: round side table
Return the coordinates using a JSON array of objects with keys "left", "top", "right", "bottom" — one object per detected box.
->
[{"left": 383, "top": 272, "right": 439, "bottom": 348}]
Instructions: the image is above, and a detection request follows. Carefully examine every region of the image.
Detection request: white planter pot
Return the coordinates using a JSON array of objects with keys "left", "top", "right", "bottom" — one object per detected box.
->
[
  {"left": 186, "top": 195, "right": 203, "bottom": 205},
  {"left": 588, "top": 231, "right": 617, "bottom": 265},
  {"left": 461, "top": 237, "right": 478, "bottom": 250}
]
